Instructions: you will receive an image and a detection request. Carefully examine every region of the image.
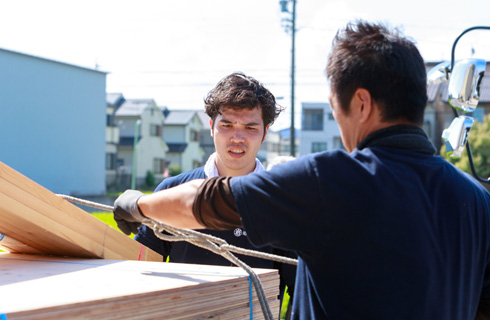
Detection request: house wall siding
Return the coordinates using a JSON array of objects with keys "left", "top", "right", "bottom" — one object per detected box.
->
[
  {"left": 300, "top": 102, "right": 340, "bottom": 155},
  {"left": 163, "top": 126, "right": 185, "bottom": 143},
  {"left": 180, "top": 114, "right": 204, "bottom": 172},
  {"left": 136, "top": 107, "right": 167, "bottom": 183},
  {"left": 0, "top": 49, "right": 106, "bottom": 195}
]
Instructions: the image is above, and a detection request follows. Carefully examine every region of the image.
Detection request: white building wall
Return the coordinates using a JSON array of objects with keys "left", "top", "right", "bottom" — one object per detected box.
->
[
  {"left": 117, "top": 117, "right": 139, "bottom": 137},
  {"left": 163, "top": 126, "right": 185, "bottom": 143},
  {"left": 300, "top": 102, "right": 341, "bottom": 156},
  {"left": 0, "top": 49, "right": 106, "bottom": 195},
  {"left": 180, "top": 114, "right": 204, "bottom": 172},
  {"left": 136, "top": 106, "right": 167, "bottom": 182}
]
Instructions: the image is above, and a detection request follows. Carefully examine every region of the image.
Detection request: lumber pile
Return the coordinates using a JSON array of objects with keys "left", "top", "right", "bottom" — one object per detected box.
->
[
  {"left": 0, "top": 162, "right": 282, "bottom": 319},
  {"left": 0, "top": 161, "right": 161, "bottom": 261},
  {"left": 0, "top": 253, "right": 280, "bottom": 319}
]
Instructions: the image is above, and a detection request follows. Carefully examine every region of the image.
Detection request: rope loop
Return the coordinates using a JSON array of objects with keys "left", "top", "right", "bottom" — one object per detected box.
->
[{"left": 57, "top": 194, "right": 299, "bottom": 320}]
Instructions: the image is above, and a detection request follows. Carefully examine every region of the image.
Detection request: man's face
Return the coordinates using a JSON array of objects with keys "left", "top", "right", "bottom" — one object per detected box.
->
[
  {"left": 210, "top": 106, "right": 268, "bottom": 176},
  {"left": 330, "top": 90, "right": 356, "bottom": 153}
]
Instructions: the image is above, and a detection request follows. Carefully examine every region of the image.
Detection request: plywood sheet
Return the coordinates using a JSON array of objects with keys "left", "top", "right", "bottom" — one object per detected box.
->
[
  {"left": 0, "top": 253, "right": 280, "bottom": 320},
  {"left": 0, "top": 161, "right": 161, "bottom": 261}
]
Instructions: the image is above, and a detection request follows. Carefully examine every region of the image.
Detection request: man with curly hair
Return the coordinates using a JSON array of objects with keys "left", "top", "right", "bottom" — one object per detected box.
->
[{"left": 134, "top": 72, "right": 296, "bottom": 316}]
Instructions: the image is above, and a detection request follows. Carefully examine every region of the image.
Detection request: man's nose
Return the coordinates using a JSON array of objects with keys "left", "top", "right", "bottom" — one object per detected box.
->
[{"left": 231, "top": 128, "right": 245, "bottom": 142}]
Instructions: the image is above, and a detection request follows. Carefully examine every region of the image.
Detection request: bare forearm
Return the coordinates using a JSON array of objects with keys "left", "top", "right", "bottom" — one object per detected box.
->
[{"left": 138, "top": 179, "right": 206, "bottom": 229}]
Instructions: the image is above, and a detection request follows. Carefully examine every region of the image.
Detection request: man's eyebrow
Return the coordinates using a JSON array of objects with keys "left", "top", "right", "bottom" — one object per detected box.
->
[
  {"left": 245, "top": 122, "right": 261, "bottom": 127},
  {"left": 218, "top": 118, "right": 261, "bottom": 126}
]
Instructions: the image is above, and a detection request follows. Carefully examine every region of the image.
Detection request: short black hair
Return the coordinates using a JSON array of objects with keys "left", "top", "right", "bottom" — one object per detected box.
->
[{"left": 326, "top": 20, "right": 427, "bottom": 125}]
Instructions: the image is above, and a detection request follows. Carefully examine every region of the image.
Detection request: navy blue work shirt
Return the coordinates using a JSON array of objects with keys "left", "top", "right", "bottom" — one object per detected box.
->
[{"left": 231, "top": 126, "right": 490, "bottom": 319}]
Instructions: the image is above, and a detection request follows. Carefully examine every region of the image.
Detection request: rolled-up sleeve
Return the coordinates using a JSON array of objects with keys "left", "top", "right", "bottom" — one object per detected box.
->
[{"left": 192, "top": 176, "right": 242, "bottom": 230}]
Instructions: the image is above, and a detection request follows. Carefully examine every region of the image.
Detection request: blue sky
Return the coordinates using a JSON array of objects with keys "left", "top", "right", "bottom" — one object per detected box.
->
[{"left": 1, "top": 0, "right": 489, "bottom": 130}]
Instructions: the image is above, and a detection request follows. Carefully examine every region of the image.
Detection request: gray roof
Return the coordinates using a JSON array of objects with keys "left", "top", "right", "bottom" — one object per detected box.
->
[
  {"left": 197, "top": 110, "right": 211, "bottom": 129},
  {"left": 107, "top": 93, "right": 124, "bottom": 105},
  {"left": 115, "top": 99, "right": 157, "bottom": 116},
  {"left": 164, "top": 110, "right": 202, "bottom": 125}
]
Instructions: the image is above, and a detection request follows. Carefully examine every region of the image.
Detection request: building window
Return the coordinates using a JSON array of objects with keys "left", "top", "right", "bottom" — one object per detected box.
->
[
  {"left": 282, "top": 144, "right": 290, "bottom": 153},
  {"left": 303, "top": 109, "right": 324, "bottom": 131},
  {"left": 150, "top": 124, "right": 161, "bottom": 137},
  {"left": 311, "top": 142, "right": 327, "bottom": 153},
  {"left": 153, "top": 158, "right": 165, "bottom": 174},
  {"left": 191, "top": 129, "right": 200, "bottom": 142},
  {"left": 106, "top": 153, "right": 116, "bottom": 170},
  {"left": 268, "top": 142, "right": 280, "bottom": 152},
  {"left": 328, "top": 112, "right": 335, "bottom": 121}
]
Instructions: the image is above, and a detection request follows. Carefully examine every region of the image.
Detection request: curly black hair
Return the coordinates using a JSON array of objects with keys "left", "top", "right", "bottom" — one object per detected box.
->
[{"left": 204, "top": 72, "right": 284, "bottom": 129}]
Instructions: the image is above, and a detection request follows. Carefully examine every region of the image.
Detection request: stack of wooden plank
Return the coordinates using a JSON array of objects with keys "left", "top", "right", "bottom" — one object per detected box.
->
[
  {"left": 0, "top": 253, "right": 280, "bottom": 319},
  {"left": 0, "top": 161, "right": 281, "bottom": 319},
  {"left": 0, "top": 161, "right": 161, "bottom": 261}
]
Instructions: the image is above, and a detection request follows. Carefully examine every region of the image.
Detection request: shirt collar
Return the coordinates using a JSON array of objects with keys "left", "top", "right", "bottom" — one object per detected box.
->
[
  {"left": 356, "top": 125, "right": 437, "bottom": 155},
  {"left": 203, "top": 152, "right": 265, "bottom": 178}
]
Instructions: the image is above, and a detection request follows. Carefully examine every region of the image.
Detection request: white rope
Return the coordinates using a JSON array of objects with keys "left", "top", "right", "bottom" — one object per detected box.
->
[{"left": 58, "top": 194, "right": 298, "bottom": 320}]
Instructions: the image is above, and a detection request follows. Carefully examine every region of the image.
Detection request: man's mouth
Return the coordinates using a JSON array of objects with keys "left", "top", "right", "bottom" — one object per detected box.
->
[{"left": 229, "top": 149, "right": 245, "bottom": 154}]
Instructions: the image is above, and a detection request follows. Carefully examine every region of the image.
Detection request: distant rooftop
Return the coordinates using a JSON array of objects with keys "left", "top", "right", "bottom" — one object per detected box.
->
[
  {"left": 106, "top": 93, "right": 125, "bottom": 108},
  {"left": 115, "top": 99, "right": 157, "bottom": 116},
  {"left": 164, "top": 109, "right": 202, "bottom": 125},
  {"left": 196, "top": 110, "right": 211, "bottom": 129}
]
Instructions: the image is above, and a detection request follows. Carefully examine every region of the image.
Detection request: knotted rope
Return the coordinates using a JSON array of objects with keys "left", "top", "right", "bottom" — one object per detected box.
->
[{"left": 58, "top": 194, "right": 298, "bottom": 320}]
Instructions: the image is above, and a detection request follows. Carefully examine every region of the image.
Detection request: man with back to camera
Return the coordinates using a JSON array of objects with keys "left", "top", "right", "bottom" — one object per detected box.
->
[
  {"left": 133, "top": 72, "right": 296, "bottom": 315},
  {"left": 114, "top": 20, "right": 490, "bottom": 319}
]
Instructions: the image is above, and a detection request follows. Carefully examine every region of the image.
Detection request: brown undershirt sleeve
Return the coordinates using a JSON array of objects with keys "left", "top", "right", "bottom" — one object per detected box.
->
[
  {"left": 192, "top": 176, "right": 243, "bottom": 230},
  {"left": 475, "top": 298, "right": 490, "bottom": 320}
]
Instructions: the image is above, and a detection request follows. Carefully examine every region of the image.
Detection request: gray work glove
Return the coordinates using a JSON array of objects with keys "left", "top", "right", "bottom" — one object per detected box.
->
[{"left": 113, "top": 190, "right": 147, "bottom": 235}]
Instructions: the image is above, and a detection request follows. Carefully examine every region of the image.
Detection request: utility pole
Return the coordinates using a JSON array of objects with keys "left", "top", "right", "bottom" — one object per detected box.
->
[{"left": 280, "top": 0, "right": 296, "bottom": 157}]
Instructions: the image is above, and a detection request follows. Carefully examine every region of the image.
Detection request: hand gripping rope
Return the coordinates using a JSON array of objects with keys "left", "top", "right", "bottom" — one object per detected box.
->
[{"left": 58, "top": 194, "right": 298, "bottom": 320}]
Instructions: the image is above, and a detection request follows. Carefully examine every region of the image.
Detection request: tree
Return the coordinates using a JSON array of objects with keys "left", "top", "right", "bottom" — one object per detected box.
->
[
  {"left": 441, "top": 114, "right": 490, "bottom": 179},
  {"left": 168, "top": 164, "right": 182, "bottom": 177},
  {"left": 145, "top": 170, "right": 156, "bottom": 188}
]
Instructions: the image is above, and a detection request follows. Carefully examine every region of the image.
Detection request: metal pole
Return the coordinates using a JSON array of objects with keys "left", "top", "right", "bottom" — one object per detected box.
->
[
  {"left": 290, "top": 0, "right": 296, "bottom": 157},
  {"left": 131, "top": 119, "right": 141, "bottom": 189}
]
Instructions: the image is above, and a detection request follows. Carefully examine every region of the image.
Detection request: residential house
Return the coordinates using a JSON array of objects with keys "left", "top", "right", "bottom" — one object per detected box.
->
[
  {"left": 114, "top": 99, "right": 168, "bottom": 189},
  {"left": 300, "top": 102, "right": 342, "bottom": 155},
  {"left": 0, "top": 48, "right": 106, "bottom": 195},
  {"left": 163, "top": 110, "right": 205, "bottom": 173},
  {"left": 297, "top": 62, "right": 490, "bottom": 157},
  {"left": 197, "top": 110, "right": 214, "bottom": 161},
  {"left": 105, "top": 93, "right": 124, "bottom": 188}
]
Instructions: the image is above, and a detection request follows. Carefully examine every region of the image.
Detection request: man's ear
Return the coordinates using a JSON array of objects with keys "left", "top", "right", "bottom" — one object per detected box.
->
[
  {"left": 262, "top": 124, "right": 270, "bottom": 143},
  {"left": 209, "top": 119, "right": 214, "bottom": 137},
  {"left": 353, "top": 88, "right": 373, "bottom": 123}
]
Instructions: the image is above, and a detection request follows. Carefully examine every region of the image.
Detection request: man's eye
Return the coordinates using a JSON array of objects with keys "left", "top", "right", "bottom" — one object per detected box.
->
[{"left": 247, "top": 126, "right": 257, "bottom": 130}]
